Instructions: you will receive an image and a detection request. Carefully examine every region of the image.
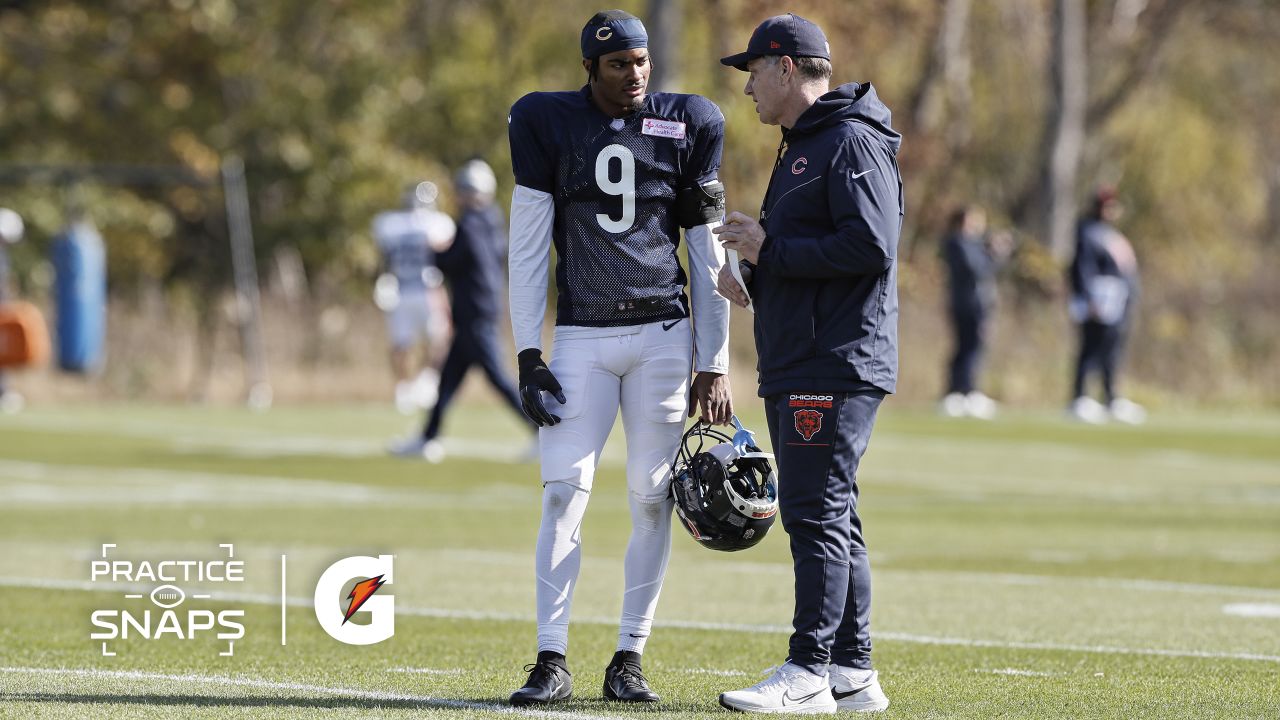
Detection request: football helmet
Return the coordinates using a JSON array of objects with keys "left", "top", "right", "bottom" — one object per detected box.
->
[{"left": 671, "top": 416, "right": 778, "bottom": 552}]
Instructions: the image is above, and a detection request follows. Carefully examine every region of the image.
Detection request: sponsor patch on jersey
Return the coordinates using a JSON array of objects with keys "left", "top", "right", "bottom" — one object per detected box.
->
[
  {"left": 642, "top": 118, "right": 686, "bottom": 140},
  {"left": 789, "top": 394, "right": 833, "bottom": 409}
]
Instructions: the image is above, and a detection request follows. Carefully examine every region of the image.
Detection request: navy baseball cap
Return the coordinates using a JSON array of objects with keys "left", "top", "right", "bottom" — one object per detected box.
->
[
  {"left": 581, "top": 10, "right": 648, "bottom": 60},
  {"left": 720, "top": 13, "right": 831, "bottom": 71}
]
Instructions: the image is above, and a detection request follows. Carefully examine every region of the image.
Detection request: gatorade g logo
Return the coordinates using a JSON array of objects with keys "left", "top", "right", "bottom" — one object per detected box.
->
[{"left": 314, "top": 555, "right": 394, "bottom": 645}]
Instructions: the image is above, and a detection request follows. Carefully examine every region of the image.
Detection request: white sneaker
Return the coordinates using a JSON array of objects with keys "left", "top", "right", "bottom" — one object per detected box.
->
[
  {"left": 965, "top": 391, "right": 998, "bottom": 420},
  {"left": 422, "top": 439, "right": 445, "bottom": 464},
  {"left": 1108, "top": 398, "right": 1147, "bottom": 425},
  {"left": 388, "top": 436, "right": 446, "bottom": 463},
  {"left": 1067, "top": 396, "right": 1108, "bottom": 425},
  {"left": 938, "top": 392, "right": 968, "bottom": 418},
  {"left": 388, "top": 435, "right": 425, "bottom": 457},
  {"left": 828, "top": 666, "right": 889, "bottom": 712},
  {"left": 719, "top": 662, "right": 836, "bottom": 714}
]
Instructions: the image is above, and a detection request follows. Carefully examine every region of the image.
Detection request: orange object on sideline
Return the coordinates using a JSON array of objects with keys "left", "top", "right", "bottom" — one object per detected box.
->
[{"left": 0, "top": 301, "right": 51, "bottom": 368}]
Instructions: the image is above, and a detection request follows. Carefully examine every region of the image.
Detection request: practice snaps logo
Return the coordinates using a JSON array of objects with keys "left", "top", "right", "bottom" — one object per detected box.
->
[
  {"left": 89, "top": 543, "right": 246, "bottom": 657},
  {"left": 313, "top": 555, "right": 395, "bottom": 646}
]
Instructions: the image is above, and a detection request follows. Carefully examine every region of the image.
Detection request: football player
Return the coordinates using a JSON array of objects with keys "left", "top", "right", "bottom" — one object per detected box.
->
[
  {"left": 505, "top": 9, "right": 732, "bottom": 707},
  {"left": 372, "top": 181, "right": 455, "bottom": 415}
]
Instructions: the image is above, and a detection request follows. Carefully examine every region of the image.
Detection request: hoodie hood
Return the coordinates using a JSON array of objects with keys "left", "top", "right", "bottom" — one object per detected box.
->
[{"left": 789, "top": 82, "right": 900, "bottom": 154}]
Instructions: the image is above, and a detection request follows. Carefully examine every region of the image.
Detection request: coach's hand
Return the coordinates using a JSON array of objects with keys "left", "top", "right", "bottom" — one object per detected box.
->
[
  {"left": 717, "top": 262, "right": 752, "bottom": 308},
  {"left": 712, "top": 211, "right": 766, "bottom": 265},
  {"left": 517, "top": 349, "right": 567, "bottom": 427},
  {"left": 690, "top": 371, "right": 733, "bottom": 425}
]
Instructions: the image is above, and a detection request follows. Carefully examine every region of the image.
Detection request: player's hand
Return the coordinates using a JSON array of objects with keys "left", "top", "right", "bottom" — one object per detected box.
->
[
  {"left": 712, "top": 211, "right": 765, "bottom": 265},
  {"left": 690, "top": 371, "right": 733, "bottom": 425},
  {"left": 717, "top": 262, "right": 752, "bottom": 308},
  {"left": 517, "top": 349, "right": 567, "bottom": 427}
]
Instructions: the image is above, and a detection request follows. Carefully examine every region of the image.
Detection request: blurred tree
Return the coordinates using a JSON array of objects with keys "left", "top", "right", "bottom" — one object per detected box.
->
[
  {"left": 0, "top": 0, "right": 1275, "bottom": 402},
  {"left": 647, "top": 0, "right": 683, "bottom": 92}
]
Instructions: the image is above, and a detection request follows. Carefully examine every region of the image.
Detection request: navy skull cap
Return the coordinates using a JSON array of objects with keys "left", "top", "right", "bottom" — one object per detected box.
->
[
  {"left": 720, "top": 13, "right": 831, "bottom": 71},
  {"left": 581, "top": 10, "right": 648, "bottom": 59}
]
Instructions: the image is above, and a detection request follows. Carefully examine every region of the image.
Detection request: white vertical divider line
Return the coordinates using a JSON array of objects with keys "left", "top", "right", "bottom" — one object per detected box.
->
[{"left": 281, "top": 555, "right": 287, "bottom": 646}]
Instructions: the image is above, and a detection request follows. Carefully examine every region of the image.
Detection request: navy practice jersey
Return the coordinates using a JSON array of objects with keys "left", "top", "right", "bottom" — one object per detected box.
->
[{"left": 508, "top": 86, "right": 724, "bottom": 327}]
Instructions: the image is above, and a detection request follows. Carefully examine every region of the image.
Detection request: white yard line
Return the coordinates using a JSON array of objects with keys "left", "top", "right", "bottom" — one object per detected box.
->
[
  {"left": 0, "top": 667, "right": 618, "bottom": 719},
  {"left": 0, "top": 459, "right": 460, "bottom": 508},
  {"left": 3, "top": 576, "right": 1278, "bottom": 665},
  {"left": 3, "top": 518, "right": 1278, "bottom": 602},
  {"left": 976, "top": 668, "right": 1057, "bottom": 677},
  {"left": 0, "top": 413, "right": 610, "bottom": 464},
  {"left": 1222, "top": 603, "right": 1280, "bottom": 619},
  {"left": 875, "top": 632, "right": 1280, "bottom": 663},
  {"left": 678, "top": 668, "right": 750, "bottom": 677},
  {"left": 12, "top": 542, "right": 1280, "bottom": 602}
]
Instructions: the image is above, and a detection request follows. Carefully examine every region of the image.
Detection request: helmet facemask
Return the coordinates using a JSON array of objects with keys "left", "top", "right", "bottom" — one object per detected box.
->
[{"left": 671, "top": 418, "right": 778, "bottom": 551}]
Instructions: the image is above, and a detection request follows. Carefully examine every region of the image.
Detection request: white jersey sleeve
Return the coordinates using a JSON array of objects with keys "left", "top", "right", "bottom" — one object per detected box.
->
[
  {"left": 685, "top": 222, "right": 730, "bottom": 374},
  {"left": 509, "top": 184, "right": 554, "bottom": 353}
]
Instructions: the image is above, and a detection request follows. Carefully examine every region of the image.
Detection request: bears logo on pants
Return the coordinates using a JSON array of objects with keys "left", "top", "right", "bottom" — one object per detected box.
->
[{"left": 794, "top": 409, "right": 822, "bottom": 441}]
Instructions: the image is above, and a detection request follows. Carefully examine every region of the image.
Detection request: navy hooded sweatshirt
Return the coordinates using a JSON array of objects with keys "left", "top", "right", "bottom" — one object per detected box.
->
[{"left": 748, "top": 82, "right": 903, "bottom": 397}]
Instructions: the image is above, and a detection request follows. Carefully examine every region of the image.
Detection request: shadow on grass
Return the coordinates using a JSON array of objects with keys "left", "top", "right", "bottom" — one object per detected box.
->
[
  {"left": 1, "top": 692, "right": 714, "bottom": 714},
  {"left": 2, "top": 692, "right": 457, "bottom": 710}
]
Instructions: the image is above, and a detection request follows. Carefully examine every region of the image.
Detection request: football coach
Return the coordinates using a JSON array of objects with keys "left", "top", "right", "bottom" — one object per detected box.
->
[{"left": 712, "top": 13, "right": 902, "bottom": 714}]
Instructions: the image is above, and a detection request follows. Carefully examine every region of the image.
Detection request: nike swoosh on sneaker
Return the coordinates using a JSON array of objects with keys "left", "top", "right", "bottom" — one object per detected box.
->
[
  {"left": 781, "top": 688, "right": 827, "bottom": 705},
  {"left": 661, "top": 319, "right": 681, "bottom": 331},
  {"left": 831, "top": 682, "right": 873, "bottom": 700}
]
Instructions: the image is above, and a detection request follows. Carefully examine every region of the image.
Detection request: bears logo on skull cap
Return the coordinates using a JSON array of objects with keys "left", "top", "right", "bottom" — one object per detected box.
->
[{"left": 581, "top": 9, "right": 647, "bottom": 59}]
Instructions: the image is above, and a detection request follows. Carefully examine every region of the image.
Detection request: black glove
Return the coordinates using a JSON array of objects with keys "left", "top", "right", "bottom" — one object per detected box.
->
[{"left": 517, "top": 349, "right": 567, "bottom": 427}]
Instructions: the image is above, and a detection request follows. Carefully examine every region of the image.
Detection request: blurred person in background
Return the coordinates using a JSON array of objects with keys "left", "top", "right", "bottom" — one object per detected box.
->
[
  {"left": 372, "top": 180, "right": 455, "bottom": 415},
  {"left": 939, "top": 205, "right": 1012, "bottom": 419},
  {"left": 1068, "top": 186, "right": 1145, "bottom": 424},
  {"left": 0, "top": 208, "right": 24, "bottom": 413},
  {"left": 388, "top": 159, "right": 534, "bottom": 462}
]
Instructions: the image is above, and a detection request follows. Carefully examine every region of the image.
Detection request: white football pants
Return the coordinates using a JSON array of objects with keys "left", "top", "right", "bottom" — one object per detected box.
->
[{"left": 534, "top": 318, "right": 692, "bottom": 657}]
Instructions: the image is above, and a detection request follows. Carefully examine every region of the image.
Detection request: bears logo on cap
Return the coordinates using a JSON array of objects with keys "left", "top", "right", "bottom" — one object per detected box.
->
[{"left": 581, "top": 10, "right": 647, "bottom": 59}]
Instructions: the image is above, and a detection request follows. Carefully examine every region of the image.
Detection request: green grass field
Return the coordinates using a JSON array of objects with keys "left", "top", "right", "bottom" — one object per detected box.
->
[{"left": 1, "top": 401, "right": 1278, "bottom": 718}]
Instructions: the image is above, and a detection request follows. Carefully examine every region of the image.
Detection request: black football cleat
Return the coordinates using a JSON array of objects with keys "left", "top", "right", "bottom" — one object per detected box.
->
[
  {"left": 509, "top": 657, "right": 572, "bottom": 706},
  {"left": 603, "top": 653, "right": 659, "bottom": 703}
]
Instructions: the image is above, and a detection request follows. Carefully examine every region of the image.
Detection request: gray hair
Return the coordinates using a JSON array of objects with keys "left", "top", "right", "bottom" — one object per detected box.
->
[{"left": 760, "top": 54, "right": 832, "bottom": 82}]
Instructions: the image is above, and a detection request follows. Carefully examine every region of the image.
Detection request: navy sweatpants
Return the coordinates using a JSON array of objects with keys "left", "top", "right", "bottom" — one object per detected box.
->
[
  {"left": 422, "top": 317, "right": 527, "bottom": 441},
  {"left": 765, "top": 391, "right": 885, "bottom": 674},
  {"left": 947, "top": 311, "right": 986, "bottom": 395},
  {"left": 1072, "top": 319, "right": 1129, "bottom": 404}
]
